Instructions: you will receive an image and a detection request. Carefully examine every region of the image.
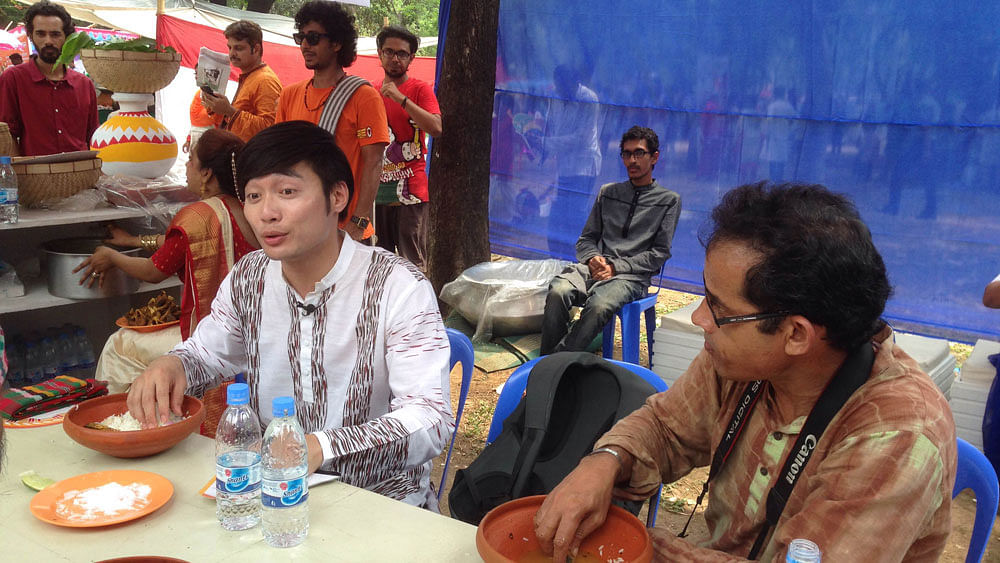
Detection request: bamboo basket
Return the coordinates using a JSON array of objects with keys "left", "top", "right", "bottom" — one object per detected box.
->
[
  {"left": 80, "top": 49, "right": 181, "bottom": 94},
  {"left": 12, "top": 158, "right": 102, "bottom": 207},
  {"left": 0, "top": 122, "right": 17, "bottom": 157}
]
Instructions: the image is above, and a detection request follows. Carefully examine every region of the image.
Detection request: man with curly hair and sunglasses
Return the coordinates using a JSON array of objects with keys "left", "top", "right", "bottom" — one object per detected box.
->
[{"left": 276, "top": 0, "right": 389, "bottom": 244}]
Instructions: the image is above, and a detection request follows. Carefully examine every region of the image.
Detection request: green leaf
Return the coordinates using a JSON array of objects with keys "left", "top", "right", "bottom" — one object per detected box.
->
[
  {"left": 93, "top": 37, "right": 178, "bottom": 54},
  {"left": 54, "top": 31, "right": 95, "bottom": 67}
]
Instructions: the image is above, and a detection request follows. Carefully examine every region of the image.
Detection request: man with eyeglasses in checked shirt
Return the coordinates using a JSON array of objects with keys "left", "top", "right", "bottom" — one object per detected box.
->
[
  {"left": 540, "top": 125, "right": 681, "bottom": 355},
  {"left": 534, "top": 182, "right": 956, "bottom": 562},
  {"left": 275, "top": 0, "right": 388, "bottom": 243}
]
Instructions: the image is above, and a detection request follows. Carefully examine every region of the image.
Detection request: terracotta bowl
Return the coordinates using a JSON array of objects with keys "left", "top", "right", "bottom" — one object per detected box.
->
[
  {"left": 476, "top": 495, "right": 653, "bottom": 563},
  {"left": 63, "top": 393, "right": 205, "bottom": 458}
]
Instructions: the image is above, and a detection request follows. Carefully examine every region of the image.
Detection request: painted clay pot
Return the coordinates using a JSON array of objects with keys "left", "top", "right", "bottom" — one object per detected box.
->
[{"left": 91, "top": 93, "right": 177, "bottom": 178}]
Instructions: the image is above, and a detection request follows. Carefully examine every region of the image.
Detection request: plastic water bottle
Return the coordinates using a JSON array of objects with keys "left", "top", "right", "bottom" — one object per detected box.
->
[
  {"left": 39, "top": 336, "right": 58, "bottom": 381},
  {"left": 72, "top": 327, "right": 96, "bottom": 378},
  {"left": 0, "top": 155, "right": 17, "bottom": 224},
  {"left": 216, "top": 382, "right": 262, "bottom": 531},
  {"left": 786, "top": 538, "right": 822, "bottom": 562},
  {"left": 261, "top": 396, "right": 309, "bottom": 547},
  {"left": 55, "top": 332, "right": 77, "bottom": 376},
  {"left": 7, "top": 336, "right": 24, "bottom": 387},
  {"left": 23, "top": 340, "right": 42, "bottom": 384}
]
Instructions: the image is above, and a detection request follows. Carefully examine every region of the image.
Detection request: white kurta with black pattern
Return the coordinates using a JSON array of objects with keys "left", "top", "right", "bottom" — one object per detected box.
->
[{"left": 171, "top": 236, "right": 454, "bottom": 510}]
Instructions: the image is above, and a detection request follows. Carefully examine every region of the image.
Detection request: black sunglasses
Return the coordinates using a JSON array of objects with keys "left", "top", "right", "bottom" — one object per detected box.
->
[{"left": 293, "top": 31, "right": 333, "bottom": 46}]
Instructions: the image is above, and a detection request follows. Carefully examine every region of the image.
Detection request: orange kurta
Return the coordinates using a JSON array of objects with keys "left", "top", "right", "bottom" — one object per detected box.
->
[
  {"left": 221, "top": 63, "right": 282, "bottom": 142},
  {"left": 275, "top": 78, "right": 389, "bottom": 226}
]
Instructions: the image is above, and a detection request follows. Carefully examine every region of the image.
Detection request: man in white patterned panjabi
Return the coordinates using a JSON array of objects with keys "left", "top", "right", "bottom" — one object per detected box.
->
[{"left": 126, "top": 121, "right": 454, "bottom": 510}]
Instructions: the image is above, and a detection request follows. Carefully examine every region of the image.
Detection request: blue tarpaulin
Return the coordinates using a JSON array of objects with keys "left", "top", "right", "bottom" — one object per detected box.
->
[{"left": 487, "top": 0, "right": 1000, "bottom": 342}]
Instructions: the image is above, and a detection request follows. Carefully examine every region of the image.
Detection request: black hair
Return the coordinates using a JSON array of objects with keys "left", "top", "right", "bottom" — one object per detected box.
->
[
  {"left": 294, "top": 0, "right": 358, "bottom": 68},
  {"left": 224, "top": 20, "right": 264, "bottom": 55},
  {"left": 619, "top": 125, "right": 659, "bottom": 155},
  {"left": 25, "top": 0, "right": 74, "bottom": 38},
  {"left": 236, "top": 121, "right": 354, "bottom": 220},
  {"left": 194, "top": 128, "right": 244, "bottom": 198},
  {"left": 376, "top": 24, "right": 418, "bottom": 55},
  {"left": 702, "top": 181, "right": 892, "bottom": 350}
]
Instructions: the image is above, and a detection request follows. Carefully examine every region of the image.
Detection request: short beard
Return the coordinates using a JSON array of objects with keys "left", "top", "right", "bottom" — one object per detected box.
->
[
  {"left": 384, "top": 68, "right": 406, "bottom": 79},
  {"left": 37, "top": 47, "right": 59, "bottom": 64}
]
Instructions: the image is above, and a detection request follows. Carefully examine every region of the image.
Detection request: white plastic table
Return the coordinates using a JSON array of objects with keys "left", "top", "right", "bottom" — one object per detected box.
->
[{"left": 0, "top": 423, "right": 478, "bottom": 562}]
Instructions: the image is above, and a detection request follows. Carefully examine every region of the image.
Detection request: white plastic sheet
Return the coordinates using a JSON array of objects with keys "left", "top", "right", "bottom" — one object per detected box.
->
[{"left": 440, "top": 259, "right": 569, "bottom": 342}]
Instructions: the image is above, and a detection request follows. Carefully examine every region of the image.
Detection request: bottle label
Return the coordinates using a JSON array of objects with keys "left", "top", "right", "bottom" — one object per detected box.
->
[
  {"left": 216, "top": 463, "right": 261, "bottom": 494},
  {"left": 261, "top": 476, "right": 308, "bottom": 508}
]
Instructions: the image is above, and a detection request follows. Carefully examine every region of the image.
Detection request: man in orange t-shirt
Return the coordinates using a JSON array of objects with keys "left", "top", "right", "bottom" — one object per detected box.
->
[{"left": 276, "top": 1, "right": 388, "bottom": 242}]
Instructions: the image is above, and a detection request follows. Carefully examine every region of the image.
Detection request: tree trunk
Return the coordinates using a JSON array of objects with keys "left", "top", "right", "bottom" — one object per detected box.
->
[
  {"left": 245, "top": 0, "right": 275, "bottom": 13},
  {"left": 426, "top": 0, "right": 499, "bottom": 298}
]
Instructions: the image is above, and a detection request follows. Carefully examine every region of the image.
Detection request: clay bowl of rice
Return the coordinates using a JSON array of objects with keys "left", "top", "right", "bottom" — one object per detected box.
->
[{"left": 63, "top": 393, "right": 205, "bottom": 458}]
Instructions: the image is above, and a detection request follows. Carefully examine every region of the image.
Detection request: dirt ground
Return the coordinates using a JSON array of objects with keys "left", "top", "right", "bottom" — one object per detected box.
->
[{"left": 431, "top": 290, "right": 1000, "bottom": 562}]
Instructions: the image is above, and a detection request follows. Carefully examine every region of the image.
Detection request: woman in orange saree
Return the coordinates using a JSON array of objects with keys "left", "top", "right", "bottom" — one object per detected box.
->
[{"left": 76, "top": 129, "right": 259, "bottom": 435}]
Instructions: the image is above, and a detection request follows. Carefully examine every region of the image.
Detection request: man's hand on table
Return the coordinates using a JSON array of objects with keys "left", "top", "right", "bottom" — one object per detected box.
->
[
  {"left": 533, "top": 452, "right": 620, "bottom": 562},
  {"left": 126, "top": 356, "right": 187, "bottom": 429}
]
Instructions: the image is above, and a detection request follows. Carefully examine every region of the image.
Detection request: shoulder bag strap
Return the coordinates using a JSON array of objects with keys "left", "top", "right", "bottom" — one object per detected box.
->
[{"left": 317, "top": 75, "right": 370, "bottom": 135}]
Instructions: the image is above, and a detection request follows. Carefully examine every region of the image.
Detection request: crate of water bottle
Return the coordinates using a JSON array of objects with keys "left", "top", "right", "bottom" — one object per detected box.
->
[{"left": 5, "top": 324, "right": 97, "bottom": 388}]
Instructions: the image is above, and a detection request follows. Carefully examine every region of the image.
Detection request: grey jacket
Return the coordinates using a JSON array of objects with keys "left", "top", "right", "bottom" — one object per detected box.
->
[{"left": 575, "top": 179, "right": 681, "bottom": 285}]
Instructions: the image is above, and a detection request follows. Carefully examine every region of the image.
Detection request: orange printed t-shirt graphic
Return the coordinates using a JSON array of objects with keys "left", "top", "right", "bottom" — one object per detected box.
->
[{"left": 276, "top": 79, "right": 390, "bottom": 226}]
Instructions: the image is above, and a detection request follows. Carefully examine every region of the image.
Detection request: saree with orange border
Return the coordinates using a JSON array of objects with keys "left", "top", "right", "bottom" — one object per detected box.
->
[{"left": 170, "top": 197, "right": 243, "bottom": 437}]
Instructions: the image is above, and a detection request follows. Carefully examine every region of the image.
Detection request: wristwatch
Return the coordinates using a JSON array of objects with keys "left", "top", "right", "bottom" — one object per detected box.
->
[{"left": 350, "top": 215, "right": 371, "bottom": 230}]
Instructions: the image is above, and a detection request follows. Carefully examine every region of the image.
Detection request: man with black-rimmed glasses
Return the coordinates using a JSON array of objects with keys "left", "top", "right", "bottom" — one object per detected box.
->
[
  {"left": 534, "top": 182, "right": 956, "bottom": 562},
  {"left": 540, "top": 125, "right": 681, "bottom": 355},
  {"left": 373, "top": 25, "right": 441, "bottom": 272}
]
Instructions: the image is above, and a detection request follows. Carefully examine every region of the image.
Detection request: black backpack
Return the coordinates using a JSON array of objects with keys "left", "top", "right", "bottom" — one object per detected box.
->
[{"left": 448, "top": 352, "right": 658, "bottom": 525}]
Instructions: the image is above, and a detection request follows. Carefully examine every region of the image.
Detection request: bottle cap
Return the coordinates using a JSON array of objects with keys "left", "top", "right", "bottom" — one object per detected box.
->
[
  {"left": 226, "top": 383, "right": 249, "bottom": 405},
  {"left": 0, "top": 156, "right": 10, "bottom": 165},
  {"left": 272, "top": 396, "right": 295, "bottom": 417}
]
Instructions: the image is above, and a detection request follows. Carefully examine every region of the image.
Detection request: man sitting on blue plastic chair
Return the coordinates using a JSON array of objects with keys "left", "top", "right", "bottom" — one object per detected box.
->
[{"left": 540, "top": 125, "right": 681, "bottom": 355}]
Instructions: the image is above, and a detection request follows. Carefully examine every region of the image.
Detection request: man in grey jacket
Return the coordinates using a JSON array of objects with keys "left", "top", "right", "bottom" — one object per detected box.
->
[{"left": 541, "top": 126, "right": 681, "bottom": 354}]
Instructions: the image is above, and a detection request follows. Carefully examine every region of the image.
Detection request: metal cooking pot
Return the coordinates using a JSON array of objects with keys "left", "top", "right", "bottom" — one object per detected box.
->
[{"left": 43, "top": 238, "right": 141, "bottom": 300}]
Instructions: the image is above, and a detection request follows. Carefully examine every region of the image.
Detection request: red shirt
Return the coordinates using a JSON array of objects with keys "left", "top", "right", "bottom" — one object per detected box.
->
[
  {"left": 374, "top": 77, "right": 440, "bottom": 204},
  {"left": 0, "top": 56, "right": 98, "bottom": 156}
]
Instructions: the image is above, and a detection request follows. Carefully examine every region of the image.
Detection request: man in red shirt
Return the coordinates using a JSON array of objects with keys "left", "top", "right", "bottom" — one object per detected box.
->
[
  {"left": 0, "top": 1, "right": 97, "bottom": 156},
  {"left": 373, "top": 26, "right": 441, "bottom": 271}
]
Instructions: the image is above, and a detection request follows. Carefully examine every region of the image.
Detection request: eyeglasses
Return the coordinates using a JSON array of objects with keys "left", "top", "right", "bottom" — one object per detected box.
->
[
  {"left": 380, "top": 48, "right": 412, "bottom": 61},
  {"left": 293, "top": 31, "right": 333, "bottom": 46},
  {"left": 702, "top": 283, "right": 792, "bottom": 328},
  {"left": 620, "top": 149, "right": 651, "bottom": 160}
]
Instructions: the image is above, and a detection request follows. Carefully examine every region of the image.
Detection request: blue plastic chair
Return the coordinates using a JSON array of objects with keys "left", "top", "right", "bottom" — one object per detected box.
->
[
  {"left": 602, "top": 265, "right": 664, "bottom": 367},
  {"left": 602, "top": 292, "right": 659, "bottom": 367},
  {"left": 486, "top": 356, "right": 668, "bottom": 527},
  {"left": 953, "top": 438, "right": 1000, "bottom": 563},
  {"left": 439, "top": 328, "right": 475, "bottom": 502}
]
